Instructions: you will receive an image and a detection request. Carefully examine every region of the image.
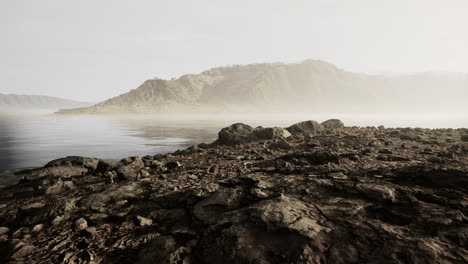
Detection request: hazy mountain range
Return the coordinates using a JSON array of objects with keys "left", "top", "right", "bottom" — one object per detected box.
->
[
  {"left": 0, "top": 94, "right": 92, "bottom": 111},
  {"left": 37, "top": 59, "right": 468, "bottom": 114}
]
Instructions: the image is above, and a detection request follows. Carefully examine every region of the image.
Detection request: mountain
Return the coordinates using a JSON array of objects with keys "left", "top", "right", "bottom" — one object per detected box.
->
[
  {"left": 56, "top": 60, "right": 468, "bottom": 114},
  {"left": 0, "top": 94, "right": 92, "bottom": 112}
]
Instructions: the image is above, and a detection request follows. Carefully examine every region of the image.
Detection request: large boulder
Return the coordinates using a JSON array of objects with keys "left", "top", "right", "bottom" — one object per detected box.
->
[
  {"left": 216, "top": 123, "right": 257, "bottom": 145},
  {"left": 321, "top": 119, "right": 345, "bottom": 129},
  {"left": 286, "top": 120, "right": 324, "bottom": 135}
]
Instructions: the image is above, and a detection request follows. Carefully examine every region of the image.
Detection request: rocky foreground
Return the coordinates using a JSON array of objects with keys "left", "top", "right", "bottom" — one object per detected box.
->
[{"left": 0, "top": 119, "right": 467, "bottom": 263}]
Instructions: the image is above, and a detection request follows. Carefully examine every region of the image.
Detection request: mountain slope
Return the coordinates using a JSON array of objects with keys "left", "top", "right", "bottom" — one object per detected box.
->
[
  {"left": 57, "top": 60, "right": 468, "bottom": 114},
  {"left": 0, "top": 94, "right": 92, "bottom": 111}
]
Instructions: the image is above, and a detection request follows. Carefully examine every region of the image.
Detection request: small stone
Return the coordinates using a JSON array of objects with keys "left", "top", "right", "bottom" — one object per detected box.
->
[
  {"left": 188, "top": 174, "right": 199, "bottom": 180},
  {"left": 32, "top": 224, "right": 44, "bottom": 233},
  {"left": 135, "top": 216, "right": 153, "bottom": 226},
  {"left": 75, "top": 218, "right": 88, "bottom": 231},
  {"left": 52, "top": 215, "right": 65, "bottom": 226},
  {"left": 0, "top": 226, "right": 9, "bottom": 235},
  {"left": 140, "top": 169, "right": 150, "bottom": 177}
]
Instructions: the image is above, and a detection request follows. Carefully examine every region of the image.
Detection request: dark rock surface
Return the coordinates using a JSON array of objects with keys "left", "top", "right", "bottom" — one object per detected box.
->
[{"left": 0, "top": 120, "right": 467, "bottom": 263}]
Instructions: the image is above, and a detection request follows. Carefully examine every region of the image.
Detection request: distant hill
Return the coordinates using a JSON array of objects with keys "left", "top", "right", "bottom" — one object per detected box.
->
[
  {"left": 56, "top": 60, "right": 468, "bottom": 114},
  {"left": 0, "top": 94, "right": 92, "bottom": 112}
]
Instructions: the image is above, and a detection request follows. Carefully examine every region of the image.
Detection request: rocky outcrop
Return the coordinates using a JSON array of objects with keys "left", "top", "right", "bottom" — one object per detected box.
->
[
  {"left": 0, "top": 121, "right": 467, "bottom": 263},
  {"left": 215, "top": 123, "right": 291, "bottom": 145}
]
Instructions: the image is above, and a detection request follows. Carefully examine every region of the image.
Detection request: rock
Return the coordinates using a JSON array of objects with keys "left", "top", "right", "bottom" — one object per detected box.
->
[
  {"left": 96, "top": 159, "right": 117, "bottom": 172},
  {"left": 137, "top": 235, "right": 179, "bottom": 264},
  {"left": 46, "top": 156, "right": 100, "bottom": 170},
  {"left": 165, "top": 161, "right": 181, "bottom": 170},
  {"left": 461, "top": 135, "right": 468, "bottom": 142},
  {"left": 321, "top": 119, "right": 345, "bottom": 129},
  {"left": 253, "top": 127, "right": 291, "bottom": 140},
  {"left": 17, "top": 166, "right": 88, "bottom": 181},
  {"left": 0, "top": 121, "right": 467, "bottom": 263},
  {"left": 32, "top": 224, "right": 44, "bottom": 233},
  {"left": 117, "top": 157, "right": 144, "bottom": 180},
  {"left": 216, "top": 123, "right": 257, "bottom": 145},
  {"left": 208, "top": 165, "right": 219, "bottom": 174},
  {"left": 286, "top": 120, "right": 324, "bottom": 135},
  {"left": 10, "top": 244, "right": 36, "bottom": 258},
  {"left": 0, "top": 227, "right": 9, "bottom": 235},
  {"left": 135, "top": 216, "right": 153, "bottom": 226},
  {"left": 75, "top": 218, "right": 88, "bottom": 231},
  {"left": 198, "top": 195, "right": 328, "bottom": 264},
  {"left": 16, "top": 202, "right": 46, "bottom": 226}
]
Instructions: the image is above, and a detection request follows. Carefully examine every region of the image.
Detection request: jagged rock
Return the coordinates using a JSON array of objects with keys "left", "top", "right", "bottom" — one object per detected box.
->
[
  {"left": 286, "top": 120, "right": 324, "bottom": 135},
  {"left": 321, "top": 119, "right": 345, "bottom": 129},
  {"left": 117, "top": 157, "right": 144, "bottom": 180}
]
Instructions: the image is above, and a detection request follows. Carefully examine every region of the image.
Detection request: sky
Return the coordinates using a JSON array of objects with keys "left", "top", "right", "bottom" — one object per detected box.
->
[{"left": 1, "top": 0, "right": 468, "bottom": 102}]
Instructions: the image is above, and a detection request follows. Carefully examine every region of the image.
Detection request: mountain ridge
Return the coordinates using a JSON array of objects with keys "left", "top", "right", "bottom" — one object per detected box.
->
[
  {"left": 56, "top": 59, "right": 468, "bottom": 114},
  {"left": 0, "top": 93, "right": 92, "bottom": 111}
]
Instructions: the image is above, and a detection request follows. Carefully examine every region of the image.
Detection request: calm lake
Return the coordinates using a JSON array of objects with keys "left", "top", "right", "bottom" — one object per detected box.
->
[{"left": 0, "top": 112, "right": 467, "bottom": 187}]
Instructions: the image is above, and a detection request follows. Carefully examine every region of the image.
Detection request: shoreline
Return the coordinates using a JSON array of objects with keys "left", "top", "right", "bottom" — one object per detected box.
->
[{"left": 0, "top": 120, "right": 467, "bottom": 263}]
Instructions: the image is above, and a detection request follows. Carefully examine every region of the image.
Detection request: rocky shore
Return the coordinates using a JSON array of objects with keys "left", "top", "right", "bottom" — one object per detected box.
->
[{"left": 0, "top": 119, "right": 467, "bottom": 263}]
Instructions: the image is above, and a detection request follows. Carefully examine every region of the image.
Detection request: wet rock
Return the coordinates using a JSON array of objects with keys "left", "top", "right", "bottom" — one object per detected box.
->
[{"left": 321, "top": 119, "right": 345, "bottom": 129}]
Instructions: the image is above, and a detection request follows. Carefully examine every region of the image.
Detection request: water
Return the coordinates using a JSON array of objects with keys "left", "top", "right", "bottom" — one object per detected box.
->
[{"left": 0, "top": 112, "right": 467, "bottom": 187}]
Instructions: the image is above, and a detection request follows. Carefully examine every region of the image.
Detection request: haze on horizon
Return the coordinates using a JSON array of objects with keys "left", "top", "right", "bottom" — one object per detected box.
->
[{"left": 1, "top": 0, "right": 468, "bottom": 102}]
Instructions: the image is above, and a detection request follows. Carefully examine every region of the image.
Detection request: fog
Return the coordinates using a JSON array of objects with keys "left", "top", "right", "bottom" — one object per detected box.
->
[{"left": 2, "top": 0, "right": 468, "bottom": 102}]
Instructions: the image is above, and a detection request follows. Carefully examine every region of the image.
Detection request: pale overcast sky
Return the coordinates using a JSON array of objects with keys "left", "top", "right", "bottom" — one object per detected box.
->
[{"left": 1, "top": 0, "right": 467, "bottom": 102}]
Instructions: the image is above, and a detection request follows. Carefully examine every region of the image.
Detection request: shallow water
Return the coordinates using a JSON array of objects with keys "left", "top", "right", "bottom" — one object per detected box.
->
[{"left": 0, "top": 112, "right": 466, "bottom": 187}]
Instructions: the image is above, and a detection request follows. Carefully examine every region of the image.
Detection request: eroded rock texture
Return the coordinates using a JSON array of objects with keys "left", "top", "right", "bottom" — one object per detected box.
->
[{"left": 0, "top": 120, "right": 467, "bottom": 263}]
